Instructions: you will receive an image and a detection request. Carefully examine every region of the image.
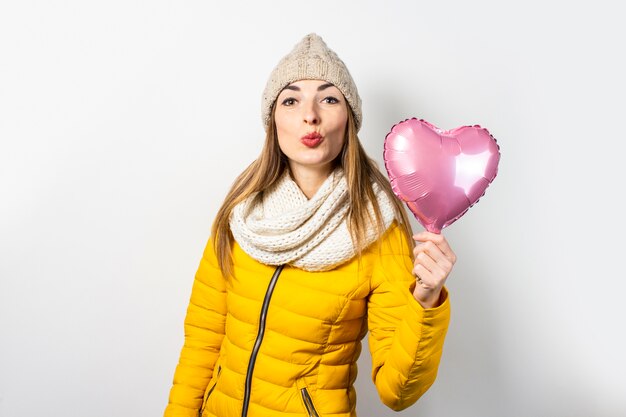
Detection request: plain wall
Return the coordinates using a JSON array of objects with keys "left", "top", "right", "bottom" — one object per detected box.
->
[{"left": 1, "top": 1, "right": 625, "bottom": 416}]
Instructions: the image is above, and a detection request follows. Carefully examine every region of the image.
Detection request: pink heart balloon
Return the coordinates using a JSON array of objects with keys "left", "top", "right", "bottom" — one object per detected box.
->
[{"left": 383, "top": 118, "right": 500, "bottom": 233}]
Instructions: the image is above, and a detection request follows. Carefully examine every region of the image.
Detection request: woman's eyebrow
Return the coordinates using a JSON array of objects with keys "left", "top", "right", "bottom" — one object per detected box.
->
[{"left": 284, "top": 83, "right": 335, "bottom": 92}]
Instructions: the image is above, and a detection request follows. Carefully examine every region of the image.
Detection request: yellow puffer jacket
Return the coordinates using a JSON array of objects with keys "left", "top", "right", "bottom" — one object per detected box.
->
[{"left": 164, "top": 222, "right": 450, "bottom": 417}]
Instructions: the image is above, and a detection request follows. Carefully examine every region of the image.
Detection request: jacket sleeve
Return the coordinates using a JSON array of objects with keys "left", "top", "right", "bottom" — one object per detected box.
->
[
  {"left": 164, "top": 238, "right": 227, "bottom": 417},
  {"left": 367, "top": 223, "right": 451, "bottom": 411}
]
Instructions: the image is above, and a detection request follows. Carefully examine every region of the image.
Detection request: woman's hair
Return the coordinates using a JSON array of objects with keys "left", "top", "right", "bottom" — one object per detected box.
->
[{"left": 211, "top": 103, "right": 414, "bottom": 278}]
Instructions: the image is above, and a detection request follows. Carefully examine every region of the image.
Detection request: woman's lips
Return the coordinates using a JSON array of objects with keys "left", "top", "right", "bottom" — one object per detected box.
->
[{"left": 301, "top": 132, "right": 323, "bottom": 147}]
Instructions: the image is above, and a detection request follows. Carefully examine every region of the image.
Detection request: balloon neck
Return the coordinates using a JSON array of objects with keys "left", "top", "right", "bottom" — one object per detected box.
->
[{"left": 425, "top": 225, "right": 442, "bottom": 234}]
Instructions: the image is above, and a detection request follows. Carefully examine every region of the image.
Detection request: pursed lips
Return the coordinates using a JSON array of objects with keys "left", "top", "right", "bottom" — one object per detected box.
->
[{"left": 301, "top": 132, "right": 323, "bottom": 147}]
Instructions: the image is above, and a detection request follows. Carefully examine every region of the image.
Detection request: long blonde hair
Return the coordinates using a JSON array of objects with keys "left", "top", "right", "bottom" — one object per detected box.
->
[{"left": 211, "top": 104, "right": 414, "bottom": 277}]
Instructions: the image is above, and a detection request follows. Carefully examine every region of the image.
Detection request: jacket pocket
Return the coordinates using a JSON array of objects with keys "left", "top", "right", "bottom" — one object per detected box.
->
[
  {"left": 300, "top": 386, "right": 320, "bottom": 417},
  {"left": 199, "top": 365, "right": 221, "bottom": 417}
]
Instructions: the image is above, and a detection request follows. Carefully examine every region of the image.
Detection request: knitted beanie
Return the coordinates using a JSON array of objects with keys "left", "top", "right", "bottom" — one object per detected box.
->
[{"left": 261, "top": 33, "right": 363, "bottom": 132}]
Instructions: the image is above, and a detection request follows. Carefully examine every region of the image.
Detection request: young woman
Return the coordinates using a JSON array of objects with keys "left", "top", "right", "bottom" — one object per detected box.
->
[{"left": 164, "top": 33, "right": 456, "bottom": 417}]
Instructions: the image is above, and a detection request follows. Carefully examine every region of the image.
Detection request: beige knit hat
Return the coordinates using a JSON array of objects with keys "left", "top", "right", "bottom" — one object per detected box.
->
[{"left": 261, "top": 33, "right": 362, "bottom": 132}]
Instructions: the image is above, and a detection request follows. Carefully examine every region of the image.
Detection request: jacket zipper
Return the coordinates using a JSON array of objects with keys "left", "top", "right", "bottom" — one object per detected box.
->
[
  {"left": 241, "top": 264, "right": 285, "bottom": 417},
  {"left": 199, "top": 365, "right": 221, "bottom": 416},
  {"left": 300, "top": 387, "right": 320, "bottom": 417}
]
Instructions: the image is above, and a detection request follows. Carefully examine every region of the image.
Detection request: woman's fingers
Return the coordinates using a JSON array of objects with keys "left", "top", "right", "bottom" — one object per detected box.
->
[
  {"left": 413, "top": 231, "right": 457, "bottom": 264},
  {"left": 413, "top": 250, "right": 451, "bottom": 287},
  {"left": 411, "top": 231, "right": 457, "bottom": 299},
  {"left": 413, "top": 239, "right": 450, "bottom": 266},
  {"left": 413, "top": 253, "right": 437, "bottom": 289}
]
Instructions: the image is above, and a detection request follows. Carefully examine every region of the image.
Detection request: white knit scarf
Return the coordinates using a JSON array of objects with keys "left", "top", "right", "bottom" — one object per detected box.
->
[{"left": 229, "top": 168, "right": 397, "bottom": 271}]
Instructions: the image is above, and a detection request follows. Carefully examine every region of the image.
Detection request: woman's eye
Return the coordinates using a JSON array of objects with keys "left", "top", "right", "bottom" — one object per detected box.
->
[
  {"left": 281, "top": 98, "right": 296, "bottom": 106},
  {"left": 323, "top": 96, "right": 339, "bottom": 104}
]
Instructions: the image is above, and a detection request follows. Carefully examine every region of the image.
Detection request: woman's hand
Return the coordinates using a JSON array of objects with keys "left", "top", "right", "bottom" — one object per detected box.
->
[{"left": 412, "top": 231, "right": 457, "bottom": 308}]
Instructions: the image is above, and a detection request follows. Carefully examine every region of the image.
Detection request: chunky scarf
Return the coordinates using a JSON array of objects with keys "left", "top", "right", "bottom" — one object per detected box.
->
[{"left": 229, "top": 168, "right": 397, "bottom": 271}]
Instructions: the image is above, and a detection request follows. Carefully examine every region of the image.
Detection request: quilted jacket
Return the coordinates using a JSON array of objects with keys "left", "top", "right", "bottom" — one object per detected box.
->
[{"left": 164, "top": 222, "right": 450, "bottom": 417}]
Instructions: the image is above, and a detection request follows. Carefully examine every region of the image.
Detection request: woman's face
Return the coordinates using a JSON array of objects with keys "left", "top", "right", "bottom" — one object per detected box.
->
[{"left": 274, "top": 79, "right": 348, "bottom": 175}]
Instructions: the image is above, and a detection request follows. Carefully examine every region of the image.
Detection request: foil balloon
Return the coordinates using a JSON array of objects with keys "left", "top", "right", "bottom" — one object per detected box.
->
[{"left": 383, "top": 118, "right": 500, "bottom": 233}]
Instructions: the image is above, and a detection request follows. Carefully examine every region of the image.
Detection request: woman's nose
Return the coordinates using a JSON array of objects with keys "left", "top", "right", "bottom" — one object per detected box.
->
[{"left": 303, "top": 103, "right": 320, "bottom": 125}]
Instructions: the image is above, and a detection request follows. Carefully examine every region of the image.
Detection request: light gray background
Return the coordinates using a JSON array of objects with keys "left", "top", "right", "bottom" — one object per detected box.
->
[{"left": 1, "top": 1, "right": 624, "bottom": 416}]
